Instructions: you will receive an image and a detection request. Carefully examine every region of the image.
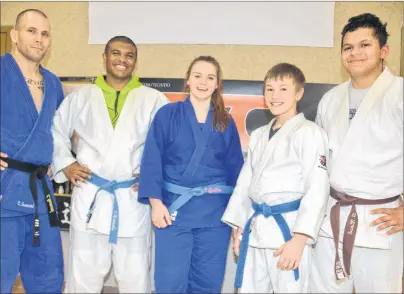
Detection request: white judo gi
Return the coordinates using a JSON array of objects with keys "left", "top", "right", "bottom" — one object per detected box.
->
[
  {"left": 52, "top": 84, "right": 168, "bottom": 293},
  {"left": 222, "top": 113, "right": 330, "bottom": 293},
  {"left": 310, "top": 67, "right": 403, "bottom": 293}
]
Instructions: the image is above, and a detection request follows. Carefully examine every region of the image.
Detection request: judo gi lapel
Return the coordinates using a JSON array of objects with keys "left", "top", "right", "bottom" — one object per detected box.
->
[
  {"left": 101, "top": 89, "right": 136, "bottom": 168},
  {"left": 252, "top": 113, "right": 306, "bottom": 185},
  {"left": 327, "top": 83, "right": 350, "bottom": 151},
  {"left": 109, "top": 87, "right": 134, "bottom": 136},
  {"left": 74, "top": 86, "right": 114, "bottom": 159},
  {"left": 5, "top": 53, "right": 52, "bottom": 161},
  {"left": 6, "top": 53, "right": 39, "bottom": 121},
  {"left": 93, "top": 87, "right": 114, "bottom": 137},
  {"left": 349, "top": 67, "right": 395, "bottom": 126},
  {"left": 334, "top": 68, "right": 396, "bottom": 165},
  {"left": 180, "top": 97, "right": 213, "bottom": 185}
]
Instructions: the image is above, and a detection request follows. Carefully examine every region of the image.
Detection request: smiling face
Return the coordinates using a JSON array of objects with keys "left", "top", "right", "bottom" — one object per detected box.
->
[
  {"left": 341, "top": 27, "right": 389, "bottom": 79},
  {"left": 103, "top": 41, "right": 137, "bottom": 82},
  {"left": 264, "top": 76, "right": 303, "bottom": 119},
  {"left": 186, "top": 61, "right": 218, "bottom": 102},
  {"left": 10, "top": 11, "right": 51, "bottom": 63}
]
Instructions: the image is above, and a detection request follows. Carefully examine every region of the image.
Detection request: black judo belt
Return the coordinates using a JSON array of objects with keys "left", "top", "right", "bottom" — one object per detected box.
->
[{"left": 1, "top": 157, "right": 59, "bottom": 246}]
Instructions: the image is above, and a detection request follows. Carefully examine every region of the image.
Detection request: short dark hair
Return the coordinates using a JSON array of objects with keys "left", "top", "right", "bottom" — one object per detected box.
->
[
  {"left": 15, "top": 9, "right": 48, "bottom": 29},
  {"left": 264, "top": 63, "right": 306, "bottom": 90},
  {"left": 341, "top": 13, "right": 389, "bottom": 48},
  {"left": 104, "top": 36, "right": 137, "bottom": 57}
]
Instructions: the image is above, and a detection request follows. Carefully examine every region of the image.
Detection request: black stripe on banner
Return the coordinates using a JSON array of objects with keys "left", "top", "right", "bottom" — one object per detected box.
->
[{"left": 59, "top": 77, "right": 335, "bottom": 97}]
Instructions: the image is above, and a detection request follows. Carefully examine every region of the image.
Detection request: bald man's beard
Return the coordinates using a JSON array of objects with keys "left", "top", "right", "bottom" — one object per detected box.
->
[{"left": 16, "top": 43, "right": 48, "bottom": 63}]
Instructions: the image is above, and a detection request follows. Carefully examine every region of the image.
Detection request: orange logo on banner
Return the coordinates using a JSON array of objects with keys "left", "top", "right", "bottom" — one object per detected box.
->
[{"left": 162, "top": 92, "right": 267, "bottom": 151}]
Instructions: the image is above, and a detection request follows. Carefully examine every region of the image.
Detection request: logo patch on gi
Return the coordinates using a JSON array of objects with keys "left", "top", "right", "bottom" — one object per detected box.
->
[
  {"left": 170, "top": 210, "right": 178, "bottom": 221},
  {"left": 205, "top": 187, "right": 222, "bottom": 194},
  {"left": 318, "top": 155, "right": 327, "bottom": 170}
]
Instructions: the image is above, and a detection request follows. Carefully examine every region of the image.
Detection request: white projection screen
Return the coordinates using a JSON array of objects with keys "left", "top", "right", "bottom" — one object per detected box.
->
[{"left": 88, "top": 2, "right": 335, "bottom": 47}]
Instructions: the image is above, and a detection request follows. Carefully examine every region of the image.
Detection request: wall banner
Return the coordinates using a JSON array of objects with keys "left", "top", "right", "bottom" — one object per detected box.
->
[{"left": 55, "top": 76, "right": 336, "bottom": 229}]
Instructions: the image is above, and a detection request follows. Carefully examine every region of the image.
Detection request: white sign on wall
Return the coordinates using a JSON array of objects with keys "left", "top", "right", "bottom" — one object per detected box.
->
[{"left": 88, "top": 2, "right": 335, "bottom": 47}]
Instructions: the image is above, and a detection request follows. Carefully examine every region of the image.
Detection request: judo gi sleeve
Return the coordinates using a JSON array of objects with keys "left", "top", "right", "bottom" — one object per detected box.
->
[
  {"left": 292, "top": 125, "right": 330, "bottom": 242},
  {"left": 138, "top": 110, "right": 166, "bottom": 205},
  {"left": 394, "top": 92, "right": 403, "bottom": 125},
  {"left": 314, "top": 95, "right": 327, "bottom": 128},
  {"left": 55, "top": 79, "right": 65, "bottom": 109},
  {"left": 148, "top": 92, "right": 170, "bottom": 125},
  {"left": 51, "top": 92, "right": 80, "bottom": 183},
  {"left": 221, "top": 130, "right": 259, "bottom": 230},
  {"left": 225, "top": 118, "right": 244, "bottom": 187}
]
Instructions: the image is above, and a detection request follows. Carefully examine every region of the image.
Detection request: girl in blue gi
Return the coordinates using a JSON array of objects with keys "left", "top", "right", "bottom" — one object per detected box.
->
[{"left": 138, "top": 56, "right": 244, "bottom": 293}]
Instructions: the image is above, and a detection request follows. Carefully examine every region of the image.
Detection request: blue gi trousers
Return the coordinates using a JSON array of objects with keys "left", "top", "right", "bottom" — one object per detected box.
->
[
  {"left": 1, "top": 214, "right": 64, "bottom": 294},
  {"left": 154, "top": 225, "right": 231, "bottom": 293}
]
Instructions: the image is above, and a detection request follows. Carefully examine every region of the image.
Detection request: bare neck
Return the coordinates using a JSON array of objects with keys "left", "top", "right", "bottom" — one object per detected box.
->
[{"left": 190, "top": 96, "right": 211, "bottom": 123}]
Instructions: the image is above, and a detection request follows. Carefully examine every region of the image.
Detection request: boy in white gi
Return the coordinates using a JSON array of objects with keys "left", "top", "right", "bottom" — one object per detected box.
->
[
  {"left": 310, "top": 13, "right": 403, "bottom": 294},
  {"left": 222, "top": 63, "right": 330, "bottom": 293}
]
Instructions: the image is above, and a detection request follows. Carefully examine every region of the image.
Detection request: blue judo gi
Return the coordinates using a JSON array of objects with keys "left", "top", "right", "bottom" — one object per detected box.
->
[
  {"left": 138, "top": 97, "right": 244, "bottom": 293},
  {"left": 0, "top": 53, "right": 64, "bottom": 294}
]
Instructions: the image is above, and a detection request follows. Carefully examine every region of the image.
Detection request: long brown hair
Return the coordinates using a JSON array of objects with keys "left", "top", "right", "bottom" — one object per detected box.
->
[{"left": 184, "top": 56, "right": 229, "bottom": 132}]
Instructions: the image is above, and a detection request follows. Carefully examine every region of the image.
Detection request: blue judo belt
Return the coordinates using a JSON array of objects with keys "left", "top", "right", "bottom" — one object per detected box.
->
[
  {"left": 234, "top": 199, "right": 301, "bottom": 288},
  {"left": 86, "top": 173, "right": 139, "bottom": 244},
  {"left": 163, "top": 181, "right": 234, "bottom": 215},
  {"left": 162, "top": 100, "right": 232, "bottom": 217}
]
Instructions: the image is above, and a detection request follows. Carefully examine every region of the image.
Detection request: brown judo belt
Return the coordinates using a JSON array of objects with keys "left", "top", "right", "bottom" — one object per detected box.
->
[{"left": 330, "top": 187, "right": 399, "bottom": 280}]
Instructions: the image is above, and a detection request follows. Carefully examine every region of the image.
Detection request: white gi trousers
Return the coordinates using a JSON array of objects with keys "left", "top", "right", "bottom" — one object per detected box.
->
[
  {"left": 310, "top": 233, "right": 403, "bottom": 293},
  {"left": 238, "top": 245, "right": 312, "bottom": 293},
  {"left": 65, "top": 227, "right": 152, "bottom": 293}
]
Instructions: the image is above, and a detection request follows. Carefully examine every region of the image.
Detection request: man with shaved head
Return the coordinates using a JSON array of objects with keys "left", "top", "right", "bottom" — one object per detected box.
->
[{"left": 0, "top": 9, "right": 64, "bottom": 293}]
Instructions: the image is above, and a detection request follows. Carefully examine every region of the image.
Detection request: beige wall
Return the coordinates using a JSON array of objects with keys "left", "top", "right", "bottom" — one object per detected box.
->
[
  {"left": 1, "top": 1, "right": 403, "bottom": 84},
  {"left": 401, "top": 12, "right": 404, "bottom": 77}
]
